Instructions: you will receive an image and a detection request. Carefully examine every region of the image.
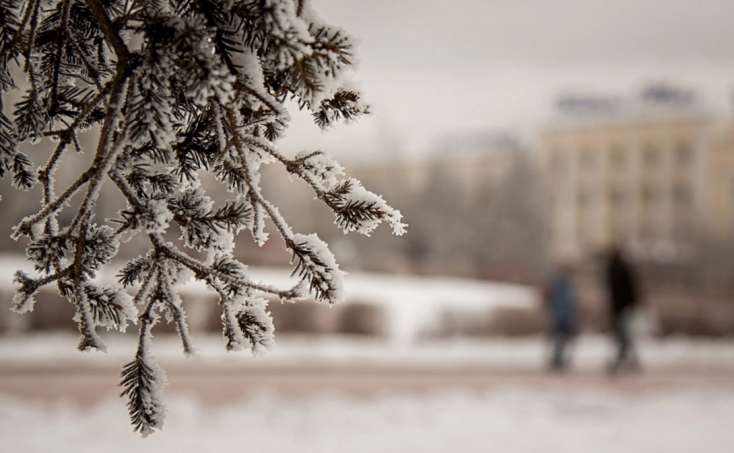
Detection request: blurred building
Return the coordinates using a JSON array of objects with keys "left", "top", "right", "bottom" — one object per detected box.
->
[
  {"left": 353, "top": 131, "right": 523, "bottom": 196},
  {"left": 542, "top": 84, "right": 734, "bottom": 263},
  {"left": 345, "top": 132, "right": 548, "bottom": 281},
  {"left": 708, "top": 124, "right": 734, "bottom": 240}
]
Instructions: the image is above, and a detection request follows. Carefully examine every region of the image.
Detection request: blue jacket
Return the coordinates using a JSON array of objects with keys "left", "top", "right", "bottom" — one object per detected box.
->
[{"left": 546, "top": 274, "right": 578, "bottom": 334}]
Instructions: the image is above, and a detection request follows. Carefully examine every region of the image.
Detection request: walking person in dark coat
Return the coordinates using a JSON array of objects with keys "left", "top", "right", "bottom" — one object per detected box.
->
[
  {"left": 544, "top": 263, "right": 579, "bottom": 371},
  {"left": 604, "top": 246, "right": 641, "bottom": 373}
]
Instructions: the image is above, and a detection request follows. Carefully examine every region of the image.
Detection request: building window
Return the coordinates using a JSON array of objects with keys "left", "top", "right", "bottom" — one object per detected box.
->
[
  {"left": 639, "top": 222, "right": 656, "bottom": 242},
  {"left": 550, "top": 148, "right": 566, "bottom": 173},
  {"left": 580, "top": 148, "right": 595, "bottom": 170},
  {"left": 675, "top": 140, "right": 693, "bottom": 168},
  {"left": 577, "top": 188, "right": 592, "bottom": 206},
  {"left": 643, "top": 143, "right": 660, "bottom": 167},
  {"left": 642, "top": 184, "right": 659, "bottom": 204},
  {"left": 608, "top": 187, "right": 625, "bottom": 205},
  {"left": 577, "top": 213, "right": 591, "bottom": 245},
  {"left": 673, "top": 183, "right": 692, "bottom": 206},
  {"left": 610, "top": 144, "right": 626, "bottom": 169},
  {"left": 672, "top": 224, "right": 692, "bottom": 243}
]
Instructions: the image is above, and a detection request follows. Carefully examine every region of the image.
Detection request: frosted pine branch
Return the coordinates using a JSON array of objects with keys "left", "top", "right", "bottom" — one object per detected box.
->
[
  {"left": 120, "top": 291, "right": 167, "bottom": 437},
  {"left": 1, "top": 0, "right": 405, "bottom": 435}
]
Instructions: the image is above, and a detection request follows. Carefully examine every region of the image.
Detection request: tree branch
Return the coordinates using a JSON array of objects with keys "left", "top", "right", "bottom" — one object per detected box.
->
[
  {"left": 85, "top": 0, "right": 130, "bottom": 63},
  {"left": 49, "top": 0, "right": 73, "bottom": 114}
]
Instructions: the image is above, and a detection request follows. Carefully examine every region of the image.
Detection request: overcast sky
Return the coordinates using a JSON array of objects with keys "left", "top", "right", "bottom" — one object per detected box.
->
[{"left": 280, "top": 0, "right": 734, "bottom": 160}]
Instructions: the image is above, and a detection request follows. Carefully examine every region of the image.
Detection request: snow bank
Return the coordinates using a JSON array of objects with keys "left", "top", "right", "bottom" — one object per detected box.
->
[{"left": 0, "top": 254, "right": 538, "bottom": 344}]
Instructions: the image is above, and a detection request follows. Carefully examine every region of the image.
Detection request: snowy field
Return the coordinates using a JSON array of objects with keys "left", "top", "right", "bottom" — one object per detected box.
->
[{"left": 1, "top": 387, "right": 733, "bottom": 453}]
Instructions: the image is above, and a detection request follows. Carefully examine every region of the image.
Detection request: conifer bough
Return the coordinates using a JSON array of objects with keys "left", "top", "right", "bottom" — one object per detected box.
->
[{"left": 0, "top": 0, "right": 406, "bottom": 435}]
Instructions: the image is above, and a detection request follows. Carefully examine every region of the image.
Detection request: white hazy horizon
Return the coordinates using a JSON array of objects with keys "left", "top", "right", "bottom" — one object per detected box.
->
[{"left": 280, "top": 0, "right": 734, "bottom": 161}]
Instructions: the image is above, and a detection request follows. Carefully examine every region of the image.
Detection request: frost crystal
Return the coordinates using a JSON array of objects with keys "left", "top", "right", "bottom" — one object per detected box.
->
[
  {"left": 289, "top": 233, "right": 345, "bottom": 304},
  {"left": 295, "top": 151, "right": 345, "bottom": 191},
  {"left": 222, "top": 294, "right": 275, "bottom": 354},
  {"left": 142, "top": 199, "right": 174, "bottom": 234},
  {"left": 11, "top": 271, "right": 38, "bottom": 314}
]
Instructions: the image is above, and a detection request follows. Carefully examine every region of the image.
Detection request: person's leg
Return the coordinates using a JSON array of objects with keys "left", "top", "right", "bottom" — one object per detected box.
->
[
  {"left": 608, "top": 313, "right": 626, "bottom": 373},
  {"left": 622, "top": 308, "right": 641, "bottom": 371},
  {"left": 550, "top": 332, "right": 562, "bottom": 370},
  {"left": 618, "top": 311, "right": 630, "bottom": 365},
  {"left": 562, "top": 331, "right": 574, "bottom": 369},
  {"left": 559, "top": 332, "right": 570, "bottom": 369},
  {"left": 550, "top": 330, "right": 568, "bottom": 371}
]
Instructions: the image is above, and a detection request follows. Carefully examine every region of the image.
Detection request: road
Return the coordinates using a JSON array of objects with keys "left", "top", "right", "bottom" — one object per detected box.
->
[{"left": 2, "top": 363, "right": 733, "bottom": 406}]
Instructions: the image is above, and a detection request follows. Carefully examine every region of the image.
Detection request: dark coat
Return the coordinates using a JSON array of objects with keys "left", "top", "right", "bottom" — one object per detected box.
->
[{"left": 605, "top": 251, "right": 639, "bottom": 315}]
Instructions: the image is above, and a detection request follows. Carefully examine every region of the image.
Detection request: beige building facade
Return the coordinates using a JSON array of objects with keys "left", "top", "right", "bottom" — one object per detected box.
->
[
  {"left": 707, "top": 125, "right": 734, "bottom": 241},
  {"left": 542, "top": 88, "right": 734, "bottom": 263}
]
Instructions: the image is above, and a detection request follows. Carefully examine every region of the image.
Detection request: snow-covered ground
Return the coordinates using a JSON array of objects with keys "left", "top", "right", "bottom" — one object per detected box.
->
[
  {"left": 2, "top": 255, "right": 733, "bottom": 452},
  {"left": 1, "top": 387, "right": 732, "bottom": 453},
  {"left": 2, "top": 334, "right": 733, "bottom": 452}
]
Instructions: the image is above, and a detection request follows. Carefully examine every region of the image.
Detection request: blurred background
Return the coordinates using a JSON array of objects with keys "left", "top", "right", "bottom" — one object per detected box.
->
[{"left": 2, "top": 0, "right": 734, "bottom": 452}]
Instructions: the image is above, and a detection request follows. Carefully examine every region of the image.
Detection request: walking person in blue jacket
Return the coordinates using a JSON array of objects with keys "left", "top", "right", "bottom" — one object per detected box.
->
[{"left": 544, "top": 263, "right": 579, "bottom": 371}]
